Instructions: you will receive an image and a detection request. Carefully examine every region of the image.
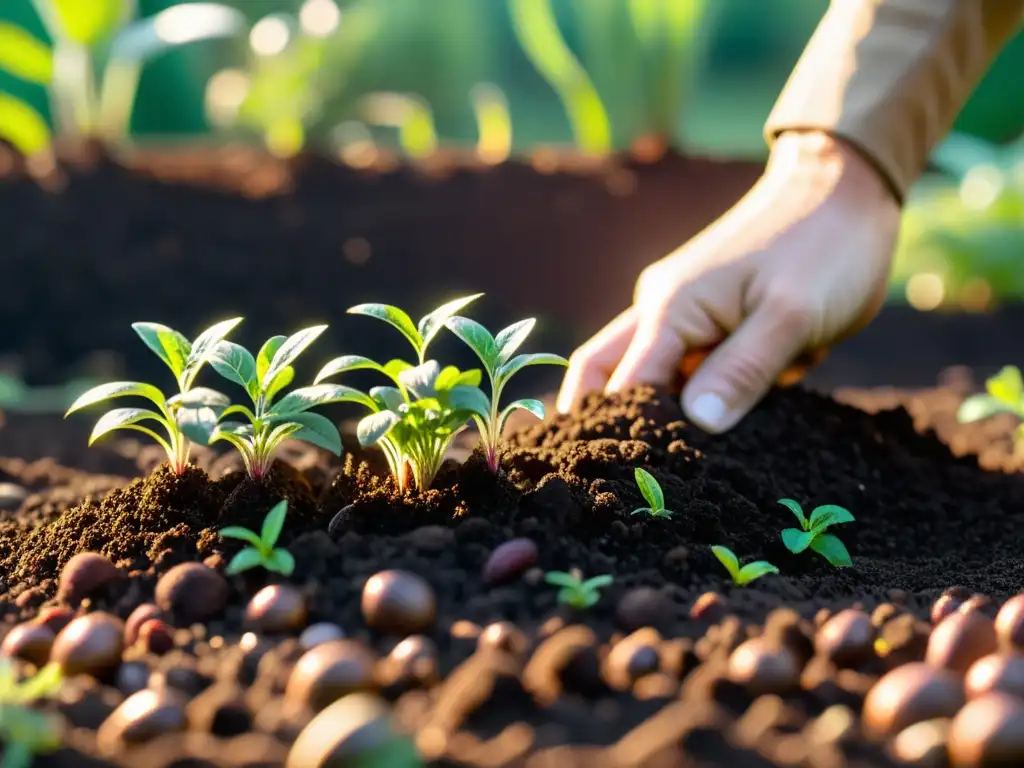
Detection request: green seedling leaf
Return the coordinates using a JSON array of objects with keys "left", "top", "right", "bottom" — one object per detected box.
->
[
  {"left": 710, "top": 545, "right": 740, "bottom": 581},
  {"left": 957, "top": 394, "right": 1012, "bottom": 423},
  {"left": 0, "top": 24, "right": 54, "bottom": 85},
  {"left": 265, "top": 548, "right": 295, "bottom": 576},
  {"left": 272, "top": 384, "right": 372, "bottom": 416},
  {"left": 456, "top": 369, "right": 482, "bottom": 387},
  {"left": 348, "top": 303, "right": 421, "bottom": 356},
  {"left": 582, "top": 574, "right": 613, "bottom": 590},
  {"left": 15, "top": 662, "right": 63, "bottom": 701},
  {"left": 370, "top": 386, "right": 405, "bottom": 412},
  {"left": 0, "top": 93, "right": 51, "bottom": 156},
  {"left": 809, "top": 534, "right": 853, "bottom": 568},
  {"left": 808, "top": 505, "right": 855, "bottom": 533},
  {"left": 132, "top": 323, "right": 192, "bottom": 381},
  {"left": 225, "top": 547, "right": 264, "bottom": 576},
  {"left": 498, "top": 398, "right": 545, "bottom": 431},
  {"left": 88, "top": 407, "right": 167, "bottom": 445},
  {"left": 383, "top": 359, "right": 414, "bottom": 381},
  {"left": 543, "top": 571, "right": 581, "bottom": 588},
  {"left": 265, "top": 421, "right": 303, "bottom": 447},
  {"left": 736, "top": 561, "right": 780, "bottom": 585},
  {"left": 434, "top": 366, "right": 462, "bottom": 393},
  {"left": 175, "top": 405, "right": 220, "bottom": 445},
  {"left": 314, "top": 355, "right": 386, "bottom": 384},
  {"left": 494, "top": 318, "right": 536, "bottom": 365},
  {"left": 66, "top": 381, "right": 166, "bottom": 414},
  {"left": 265, "top": 367, "right": 295, "bottom": 403},
  {"left": 182, "top": 317, "right": 243, "bottom": 389},
  {"left": 285, "top": 411, "right": 343, "bottom": 455},
  {"left": 256, "top": 336, "right": 286, "bottom": 384},
  {"left": 261, "top": 500, "right": 288, "bottom": 549},
  {"left": 417, "top": 294, "right": 483, "bottom": 357},
  {"left": 49, "top": 0, "right": 130, "bottom": 45},
  {"left": 219, "top": 526, "right": 263, "bottom": 548},
  {"left": 496, "top": 352, "right": 568, "bottom": 382},
  {"left": 781, "top": 527, "right": 814, "bottom": 554},
  {"left": 634, "top": 468, "right": 664, "bottom": 511},
  {"left": 210, "top": 342, "right": 258, "bottom": 390},
  {"left": 987, "top": 365, "right": 1023, "bottom": 405},
  {"left": 398, "top": 361, "right": 441, "bottom": 399},
  {"left": 262, "top": 326, "right": 327, "bottom": 389},
  {"left": 777, "top": 498, "right": 807, "bottom": 529},
  {"left": 358, "top": 411, "right": 401, "bottom": 446},
  {"left": 167, "top": 388, "right": 230, "bottom": 408},
  {"left": 446, "top": 316, "right": 499, "bottom": 368},
  {"left": 447, "top": 386, "right": 491, "bottom": 419}
]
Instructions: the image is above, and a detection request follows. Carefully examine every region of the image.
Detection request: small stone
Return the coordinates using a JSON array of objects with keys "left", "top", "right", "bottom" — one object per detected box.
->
[
  {"left": 728, "top": 638, "right": 801, "bottom": 695},
  {"left": 482, "top": 539, "right": 538, "bottom": 586},
  {"left": 379, "top": 636, "right": 439, "bottom": 689},
  {"left": 932, "top": 594, "right": 964, "bottom": 624},
  {"left": 2, "top": 621, "right": 55, "bottom": 667},
  {"left": 35, "top": 606, "right": 74, "bottom": 634},
  {"left": 690, "top": 592, "right": 728, "bottom": 623},
  {"left": 616, "top": 587, "right": 673, "bottom": 632},
  {"left": 887, "top": 589, "right": 908, "bottom": 606},
  {"left": 245, "top": 585, "right": 308, "bottom": 634},
  {"left": 299, "top": 623, "right": 345, "bottom": 651},
  {"left": 871, "top": 603, "right": 901, "bottom": 628},
  {"left": 138, "top": 619, "right": 174, "bottom": 655},
  {"left": 116, "top": 661, "right": 150, "bottom": 696},
  {"left": 96, "top": 688, "right": 186, "bottom": 751},
  {"left": 155, "top": 563, "right": 228, "bottom": 623},
  {"left": 815, "top": 609, "right": 875, "bottom": 668},
  {"left": 57, "top": 552, "right": 121, "bottom": 605},
  {"left": 926, "top": 610, "right": 998, "bottom": 675},
  {"left": 948, "top": 691, "right": 1024, "bottom": 766},
  {"left": 361, "top": 571, "right": 436, "bottom": 636},
  {"left": 186, "top": 682, "right": 252, "bottom": 736},
  {"left": 890, "top": 718, "right": 951, "bottom": 766},
  {"left": 959, "top": 594, "right": 994, "bottom": 617},
  {"left": 996, "top": 594, "right": 1024, "bottom": 650},
  {"left": 125, "top": 603, "right": 164, "bottom": 646},
  {"left": 285, "top": 640, "right": 377, "bottom": 713},
  {"left": 604, "top": 629, "right": 661, "bottom": 691},
  {"left": 965, "top": 652, "right": 1024, "bottom": 700},
  {"left": 406, "top": 525, "right": 453, "bottom": 553},
  {"left": 0, "top": 482, "right": 27, "bottom": 510},
  {"left": 862, "top": 662, "right": 965, "bottom": 738},
  {"left": 51, "top": 612, "right": 125, "bottom": 677},
  {"left": 477, "top": 621, "right": 528, "bottom": 657}
]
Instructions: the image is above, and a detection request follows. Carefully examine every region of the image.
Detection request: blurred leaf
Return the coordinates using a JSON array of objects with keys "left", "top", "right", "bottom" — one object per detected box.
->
[
  {"left": 49, "top": 0, "right": 131, "bottom": 46},
  {"left": 0, "top": 93, "right": 51, "bottom": 156},
  {"left": 0, "top": 23, "right": 53, "bottom": 84}
]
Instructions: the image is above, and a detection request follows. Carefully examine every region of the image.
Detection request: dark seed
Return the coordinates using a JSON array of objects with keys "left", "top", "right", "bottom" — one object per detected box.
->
[
  {"left": 948, "top": 691, "right": 1024, "bottom": 766},
  {"left": 285, "top": 639, "right": 377, "bottom": 713},
  {"left": 482, "top": 539, "right": 538, "bottom": 585},
  {"left": 299, "top": 623, "right": 345, "bottom": 651},
  {"left": 245, "top": 585, "right": 308, "bottom": 634},
  {"left": 959, "top": 594, "right": 994, "bottom": 616},
  {"left": 727, "top": 638, "right": 801, "bottom": 695},
  {"left": 57, "top": 552, "right": 121, "bottom": 605},
  {"left": 96, "top": 688, "right": 186, "bottom": 750},
  {"left": 926, "top": 610, "right": 998, "bottom": 675},
  {"left": 604, "top": 629, "right": 661, "bottom": 691},
  {"left": 155, "top": 563, "right": 228, "bottom": 624},
  {"left": 125, "top": 603, "right": 164, "bottom": 646},
  {"left": 286, "top": 693, "right": 413, "bottom": 768},
  {"left": 862, "top": 662, "right": 965, "bottom": 738},
  {"left": 815, "top": 609, "right": 875, "bottom": 667},
  {"left": 1, "top": 621, "right": 55, "bottom": 666},
  {"left": 51, "top": 612, "right": 125, "bottom": 677},
  {"left": 138, "top": 619, "right": 174, "bottom": 655},
  {"left": 327, "top": 505, "right": 354, "bottom": 535},
  {"left": 616, "top": 587, "right": 673, "bottom": 633},
  {"left": 690, "top": 592, "right": 728, "bottom": 623},
  {"left": 965, "top": 653, "right": 1024, "bottom": 700},
  {"left": 35, "top": 606, "right": 74, "bottom": 634},
  {"left": 932, "top": 594, "right": 964, "bottom": 624},
  {"left": 361, "top": 571, "right": 436, "bottom": 636},
  {"left": 995, "top": 594, "right": 1024, "bottom": 650},
  {"left": 477, "top": 621, "right": 528, "bottom": 657},
  {"left": 890, "top": 718, "right": 951, "bottom": 766}
]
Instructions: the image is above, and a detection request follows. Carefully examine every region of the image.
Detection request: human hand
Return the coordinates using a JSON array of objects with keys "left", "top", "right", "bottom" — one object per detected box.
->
[{"left": 557, "top": 130, "right": 901, "bottom": 432}]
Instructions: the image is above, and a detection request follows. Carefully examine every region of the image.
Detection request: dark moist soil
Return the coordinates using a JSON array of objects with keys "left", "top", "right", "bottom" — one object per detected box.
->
[{"left": 0, "top": 373, "right": 1022, "bottom": 766}]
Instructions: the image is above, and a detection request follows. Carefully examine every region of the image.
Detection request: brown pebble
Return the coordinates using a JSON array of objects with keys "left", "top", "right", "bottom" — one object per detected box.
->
[
  {"left": 482, "top": 539, "right": 538, "bottom": 585},
  {"left": 995, "top": 594, "right": 1024, "bottom": 650},
  {"left": 299, "top": 623, "right": 345, "bottom": 651},
  {"left": 155, "top": 563, "right": 227, "bottom": 623},
  {"left": 814, "top": 609, "right": 832, "bottom": 629},
  {"left": 728, "top": 638, "right": 801, "bottom": 695},
  {"left": 890, "top": 718, "right": 951, "bottom": 766},
  {"left": 138, "top": 619, "right": 174, "bottom": 655},
  {"left": 286, "top": 693, "right": 412, "bottom": 768},
  {"left": 948, "top": 691, "right": 1024, "bottom": 766},
  {"left": 245, "top": 585, "right": 308, "bottom": 634},
  {"left": 57, "top": 552, "right": 121, "bottom": 605},
  {"left": 604, "top": 629, "right": 661, "bottom": 691},
  {"left": 284, "top": 640, "right": 377, "bottom": 712},
  {"left": 690, "top": 592, "right": 728, "bottom": 623},
  {"left": 35, "top": 606, "right": 74, "bottom": 634},
  {"left": 933, "top": 594, "right": 964, "bottom": 624},
  {"left": 871, "top": 603, "right": 901, "bottom": 628},
  {"left": 125, "top": 603, "right": 164, "bottom": 646},
  {"left": 616, "top": 587, "right": 672, "bottom": 632},
  {"left": 926, "top": 610, "right": 998, "bottom": 675},
  {"left": 477, "top": 621, "right": 528, "bottom": 657},
  {"left": 1, "top": 621, "right": 55, "bottom": 666},
  {"left": 361, "top": 570, "right": 436, "bottom": 636},
  {"left": 815, "top": 609, "right": 875, "bottom": 668},
  {"left": 863, "top": 662, "right": 965, "bottom": 738},
  {"left": 0, "top": 482, "right": 27, "bottom": 510},
  {"left": 959, "top": 595, "right": 994, "bottom": 617},
  {"left": 51, "top": 612, "right": 125, "bottom": 677},
  {"left": 380, "top": 635, "right": 439, "bottom": 688},
  {"left": 965, "top": 652, "right": 1024, "bottom": 700},
  {"left": 96, "top": 688, "right": 186, "bottom": 751}
]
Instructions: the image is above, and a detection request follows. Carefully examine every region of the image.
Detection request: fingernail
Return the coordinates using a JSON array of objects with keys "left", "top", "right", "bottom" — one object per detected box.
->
[{"left": 686, "top": 392, "right": 729, "bottom": 432}]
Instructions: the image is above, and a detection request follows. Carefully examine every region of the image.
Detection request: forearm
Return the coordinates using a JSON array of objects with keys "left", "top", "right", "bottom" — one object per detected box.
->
[{"left": 765, "top": 0, "right": 1024, "bottom": 202}]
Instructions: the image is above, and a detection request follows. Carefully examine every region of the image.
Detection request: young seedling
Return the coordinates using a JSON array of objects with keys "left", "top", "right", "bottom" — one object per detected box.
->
[
  {"left": 220, "top": 499, "right": 294, "bottom": 576},
  {"left": 65, "top": 318, "right": 241, "bottom": 474},
  {"left": 778, "top": 499, "right": 855, "bottom": 568},
  {"left": 630, "top": 467, "right": 672, "bottom": 518},
  {"left": 957, "top": 365, "right": 1024, "bottom": 448},
  {"left": 544, "top": 569, "right": 613, "bottom": 610},
  {"left": 0, "top": 660, "right": 64, "bottom": 768},
  {"left": 443, "top": 315, "right": 567, "bottom": 472},
  {"left": 207, "top": 326, "right": 366, "bottom": 481},
  {"left": 710, "top": 546, "right": 779, "bottom": 586}
]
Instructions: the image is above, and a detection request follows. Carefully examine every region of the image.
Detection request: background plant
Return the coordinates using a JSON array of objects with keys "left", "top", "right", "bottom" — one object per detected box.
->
[
  {"left": 778, "top": 499, "right": 854, "bottom": 568},
  {"left": 444, "top": 314, "right": 567, "bottom": 472},
  {"left": 65, "top": 318, "right": 240, "bottom": 474},
  {"left": 544, "top": 569, "right": 612, "bottom": 610},
  {"left": 710, "top": 545, "right": 778, "bottom": 586},
  {"left": 630, "top": 467, "right": 672, "bottom": 518},
  {"left": 220, "top": 498, "right": 294, "bottom": 576},
  {"left": 0, "top": 660, "right": 64, "bottom": 768},
  {"left": 957, "top": 365, "right": 1024, "bottom": 449}
]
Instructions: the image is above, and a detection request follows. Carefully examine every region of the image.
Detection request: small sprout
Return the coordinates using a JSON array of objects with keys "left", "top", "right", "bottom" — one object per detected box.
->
[
  {"left": 220, "top": 499, "right": 295, "bottom": 576},
  {"left": 630, "top": 467, "right": 672, "bottom": 518},
  {"left": 445, "top": 314, "right": 568, "bottom": 472},
  {"left": 544, "top": 569, "right": 613, "bottom": 610},
  {"left": 65, "top": 318, "right": 240, "bottom": 474},
  {"left": 778, "top": 499, "right": 855, "bottom": 568},
  {"left": 958, "top": 365, "right": 1024, "bottom": 448},
  {"left": 710, "top": 545, "right": 778, "bottom": 586},
  {"left": 0, "top": 659, "right": 65, "bottom": 768}
]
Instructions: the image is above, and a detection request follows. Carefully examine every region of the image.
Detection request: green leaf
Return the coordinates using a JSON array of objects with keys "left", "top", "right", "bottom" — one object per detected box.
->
[
  {"left": 382, "top": 359, "right": 413, "bottom": 382},
  {"left": 634, "top": 467, "right": 664, "bottom": 511},
  {"left": 314, "top": 354, "right": 385, "bottom": 384},
  {"left": 88, "top": 407, "right": 167, "bottom": 445},
  {"left": 496, "top": 352, "right": 569, "bottom": 383},
  {"left": 265, "top": 548, "right": 295, "bottom": 576},
  {"left": 398, "top": 361, "right": 441, "bottom": 400},
  {"left": 285, "top": 411, "right": 343, "bottom": 455},
  {"left": 167, "top": 387, "right": 230, "bottom": 408},
  {"left": 209, "top": 342, "right": 257, "bottom": 390},
  {"left": 543, "top": 571, "right": 581, "bottom": 588},
  {"left": 736, "top": 561, "right": 780, "bottom": 586},
  {"left": 445, "top": 316, "right": 498, "bottom": 370},
  {"left": 434, "top": 365, "right": 462, "bottom": 393},
  {"left": 582, "top": 574, "right": 613, "bottom": 590},
  {"left": 348, "top": 303, "right": 421, "bottom": 356},
  {"left": 781, "top": 527, "right": 814, "bottom": 554},
  {"left": 66, "top": 380, "right": 166, "bottom": 415},
  {"left": 263, "top": 326, "right": 327, "bottom": 389},
  {"left": 0, "top": 93, "right": 51, "bottom": 156},
  {"left": 498, "top": 398, "right": 545, "bottom": 433},
  {"left": 264, "top": 421, "right": 303, "bottom": 450},
  {"left": 256, "top": 335, "right": 286, "bottom": 384},
  {"left": 49, "top": 0, "right": 130, "bottom": 45},
  {"left": 808, "top": 505, "right": 855, "bottom": 533},
  {"left": 225, "top": 547, "right": 265, "bottom": 576},
  {"left": 494, "top": 318, "right": 536, "bottom": 365},
  {"left": 777, "top": 498, "right": 808, "bottom": 529},
  {"left": 265, "top": 366, "right": 295, "bottom": 403},
  {"left": 260, "top": 500, "right": 288, "bottom": 548},
  {"left": 630, "top": 507, "right": 652, "bottom": 516},
  {"left": 987, "top": 365, "right": 1023, "bottom": 406},
  {"left": 809, "top": 534, "right": 853, "bottom": 568},
  {"left": 446, "top": 385, "right": 491, "bottom": 419},
  {"left": 182, "top": 317, "right": 242, "bottom": 389},
  {"left": 370, "top": 386, "right": 405, "bottom": 412},
  {"left": 357, "top": 410, "right": 400, "bottom": 446},
  {"left": 175, "top": 405, "right": 220, "bottom": 445},
  {"left": 220, "top": 405, "right": 257, "bottom": 423},
  {"left": 131, "top": 323, "right": 192, "bottom": 380},
  {"left": 710, "top": 545, "right": 740, "bottom": 580},
  {"left": 417, "top": 294, "right": 484, "bottom": 356},
  {"left": 0, "top": 24, "right": 53, "bottom": 85},
  {"left": 272, "top": 384, "right": 374, "bottom": 417},
  {"left": 957, "top": 394, "right": 1014, "bottom": 423},
  {"left": 16, "top": 662, "right": 63, "bottom": 702},
  {"left": 219, "top": 526, "right": 262, "bottom": 548},
  {"left": 210, "top": 426, "right": 252, "bottom": 456}
]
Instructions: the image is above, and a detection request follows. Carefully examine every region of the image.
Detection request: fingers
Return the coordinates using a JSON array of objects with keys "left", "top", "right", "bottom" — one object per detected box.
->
[
  {"left": 556, "top": 309, "right": 637, "bottom": 413},
  {"left": 605, "top": 309, "right": 688, "bottom": 394}
]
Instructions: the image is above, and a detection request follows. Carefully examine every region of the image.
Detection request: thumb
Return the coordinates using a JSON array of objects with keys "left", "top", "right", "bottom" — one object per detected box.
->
[
  {"left": 680, "top": 304, "right": 810, "bottom": 433},
  {"left": 604, "top": 310, "right": 688, "bottom": 394}
]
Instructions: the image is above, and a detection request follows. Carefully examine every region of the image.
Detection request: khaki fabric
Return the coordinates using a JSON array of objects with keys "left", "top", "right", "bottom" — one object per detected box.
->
[{"left": 765, "top": 0, "right": 1024, "bottom": 200}]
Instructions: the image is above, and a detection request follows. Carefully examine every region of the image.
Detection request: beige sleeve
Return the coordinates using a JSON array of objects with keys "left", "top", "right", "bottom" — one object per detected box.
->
[{"left": 764, "top": 0, "right": 1024, "bottom": 200}]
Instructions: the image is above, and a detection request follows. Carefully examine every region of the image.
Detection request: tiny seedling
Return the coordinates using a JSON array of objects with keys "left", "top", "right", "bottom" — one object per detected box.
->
[
  {"left": 444, "top": 314, "right": 568, "bottom": 472},
  {"left": 207, "top": 326, "right": 367, "bottom": 481},
  {"left": 0, "top": 660, "right": 64, "bottom": 768},
  {"left": 220, "top": 499, "right": 295, "bottom": 576},
  {"left": 544, "top": 569, "right": 613, "bottom": 610},
  {"left": 958, "top": 365, "right": 1024, "bottom": 448},
  {"left": 710, "top": 546, "right": 778, "bottom": 586},
  {"left": 630, "top": 467, "right": 672, "bottom": 518},
  {"left": 778, "top": 499, "right": 855, "bottom": 568},
  {"left": 65, "top": 318, "right": 241, "bottom": 474}
]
